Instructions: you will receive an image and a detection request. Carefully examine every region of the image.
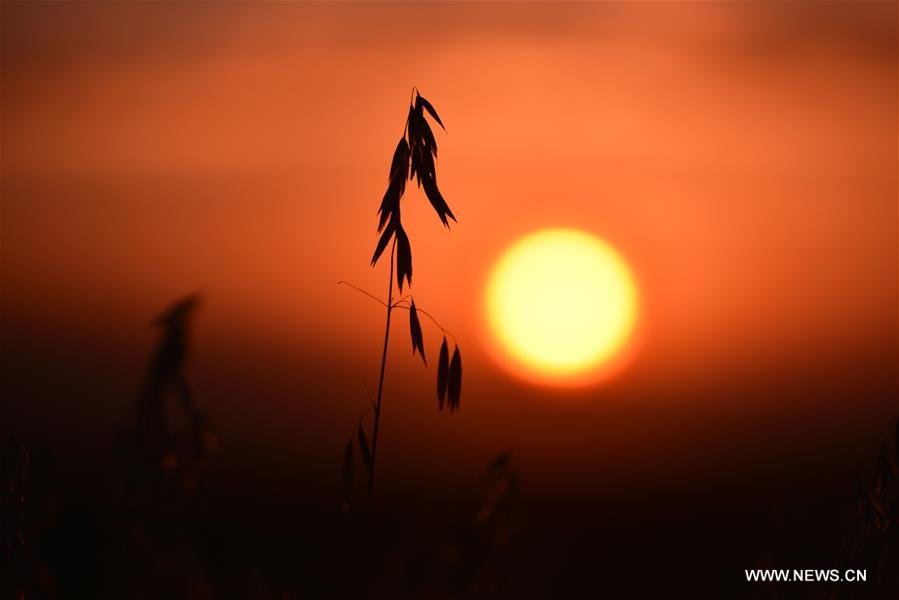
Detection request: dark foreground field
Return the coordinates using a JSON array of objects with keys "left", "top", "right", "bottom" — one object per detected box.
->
[{"left": 3, "top": 423, "right": 897, "bottom": 599}]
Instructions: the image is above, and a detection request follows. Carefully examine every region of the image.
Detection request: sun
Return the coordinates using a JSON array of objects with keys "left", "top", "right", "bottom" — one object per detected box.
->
[{"left": 485, "top": 228, "right": 639, "bottom": 385}]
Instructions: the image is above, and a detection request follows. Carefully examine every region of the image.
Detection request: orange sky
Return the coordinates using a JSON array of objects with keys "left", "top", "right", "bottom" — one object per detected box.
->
[{"left": 2, "top": 1, "right": 896, "bottom": 505}]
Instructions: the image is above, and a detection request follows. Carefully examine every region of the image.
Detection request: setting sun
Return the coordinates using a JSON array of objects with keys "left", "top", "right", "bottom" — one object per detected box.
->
[{"left": 486, "top": 229, "right": 639, "bottom": 383}]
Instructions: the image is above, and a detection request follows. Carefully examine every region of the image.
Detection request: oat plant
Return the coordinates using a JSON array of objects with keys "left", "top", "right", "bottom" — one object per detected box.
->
[{"left": 340, "top": 90, "right": 462, "bottom": 512}]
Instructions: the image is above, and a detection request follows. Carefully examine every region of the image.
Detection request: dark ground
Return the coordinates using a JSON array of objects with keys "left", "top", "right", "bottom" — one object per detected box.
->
[{"left": 2, "top": 421, "right": 897, "bottom": 599}]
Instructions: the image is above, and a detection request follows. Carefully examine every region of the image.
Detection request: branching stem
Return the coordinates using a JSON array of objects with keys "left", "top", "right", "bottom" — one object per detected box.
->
[
  {"left": 337, "top": 281, "right": 388, "bottom": 308},
  {"left": 336, "top": 282, "right": 458, "bottom": 344},
  {"left": 391, "top": 301, "right": 458, "bottom": 344}
]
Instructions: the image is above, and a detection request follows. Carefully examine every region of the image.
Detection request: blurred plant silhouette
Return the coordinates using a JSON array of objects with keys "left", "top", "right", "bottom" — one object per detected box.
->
[
  {"left": 112, "top": 294, "right": 218, "bottom": 595},
  {"left": 831, "top": 417, "right": 899, "bottom": 599},
  {"left": 340, "top": 90, "right": 463, "bottom": 512},
  {"left": 135, "top": 294, "right": 217, "bottom": 479}
]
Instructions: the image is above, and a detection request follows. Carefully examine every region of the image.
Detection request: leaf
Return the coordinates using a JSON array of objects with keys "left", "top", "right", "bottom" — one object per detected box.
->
[
  {"left": 448, "top": 346, "right": 462, "bottom": 412},
  {"left": 418, "top": 144, "right": 436, "bottom": 180},
  {"left": 437, "top": 337, "right": 449, "bottom": 410},
  {"left": 409, "top": 299, "right": 426, "bottom": 365},
  {"left": 395, "top": 225, "right": 412, "bottom": 291},
  {"left": 406, "top": 105, "right": 417, "bottom": 147},
  {"left": 357, "top": 425, "right": 372, "bottom": 472},
  {"left": 376, "top": 140, "right": 408, "bottom": 232},
  {"left": 408, "top": 103, "right": 426, "bottom": 184},
  {"left": 377, "top": 177, "right": 402, "bottom": 232},
  {"left": 422, "top": 174, "right": 456, "bottom": 227},
  {"left": 421, "top": 118, "right": 437, "bottom": 157},
  {"left": 342, "top": 439, "right": 354, "bottom": 505},
  {"left": 411, "top": 143, "right": 426, "bottom": 187},
  {"left": 371, "top": 218, "right": 396, "bottom": 266},
  {"left": 389, "top": 137, "right": 410, "bottom": 182},
  {"left": 417, "top": 94, "right": 446, "bottom": 131}
]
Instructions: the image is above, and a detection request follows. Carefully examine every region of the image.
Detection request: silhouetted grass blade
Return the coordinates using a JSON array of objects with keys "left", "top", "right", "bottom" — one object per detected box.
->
[
  {"left": 357, "top": 425, "right": 372, "bottom": 472},
  {"left": 406, "top": 104, "right": 417, "bottom": 142},
  {"left": 421, "top": 118, "right": 437, "bottom": 158},
  {"left": 389, "top": 137, "right": 410, "bottom": 182},
  {"left": 378, "top": 172, "right": 404, "bottom": 230},
  {"left": 371, "top": 219, "right": 396, "bottom": 266},
  {"left": 416, "top": 94, "right": 445, "bottom": 131},
  {"left": 412, "top": 144, "right": 424, "bottom": 188},
  {"left": 407, "top": 105, "right": 421, "bottom": 179},
  {"left": 448, "top": 347, "right": 462, "bottom": 412},
  {"left": 437, "top": 337, "right": 449, "bottom": 410},
  {"left": 423, "top": 174, "right": 456, "bottom": 227},
  {"left": 395, "top": 225, "right": 412, "bottom": 291},
  {"left": 409, "top": 299, "right": 426, "bottom": 365}
]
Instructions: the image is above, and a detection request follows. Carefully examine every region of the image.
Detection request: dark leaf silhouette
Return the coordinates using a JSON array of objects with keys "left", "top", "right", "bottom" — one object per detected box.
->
[
  {"left": 342, "top": 439, "right": 354, "bottom": 506},
  {"left": 406, "top": 104, "right": 417, "bottom": 142},
  {"left": 395, "top": 225, "right": 412, "bottom": 291},
  {"left": 437, "top": 337, "right": 449, "bottom": 410},
  {"left": 448, "top": 346, "right": 462, "bottom": 412},
  {"left": 418, "top": 144, "right": 436, "bottom": 180},
  {"left": 409, "top": 299, "right": 426, "bottom": 365},
  {"left": 412, "top": 145, "right": 425, "bottom": 187},
  {"left": 389, "top": 137, "right": 410, "bottom": 182},
  {"left": 406, "top": 106, "right": 418, "bottom": 183},
  {"left": 423, "top": 174, "right": 456, "bottom": 227},
  {"left": 421, "top": 118, "right": 438, "bottom": 158},
  {"left": 417, "top": 94, "right": 446, "bottom": 130},
  {"left": 357, "top": 425, "right": 372, "bottom": 472},
  {"left": 377, "top": 178, "right": 402, "bottom": 233},
  {"left": 371, "top": 219, "right": 396, "bottom": 266}
]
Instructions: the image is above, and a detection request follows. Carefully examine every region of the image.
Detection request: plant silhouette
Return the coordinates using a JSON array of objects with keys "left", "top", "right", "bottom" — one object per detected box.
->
[
  {"left": 112, "top": 295, "right": 218, "bottom": 595},
  {"left": 831, "top": 416, "right": 899, "bottom": 597},
  {"left": 135, "top": 294, "right": 216, "bottom": 474},
  {"left": 341, "top": 90, "right": 463, "bottom": 512}
]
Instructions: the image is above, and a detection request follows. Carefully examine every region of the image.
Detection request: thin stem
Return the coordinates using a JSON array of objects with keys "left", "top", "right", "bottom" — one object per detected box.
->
[
  {"left": 366, "top": 239, "right": 396, "bottom": 510},
  {"left": 403, "top": 87, "right": 419, "bottom": 139},
  {"left": 337, "top": 281, "right": 388, "bottom": 308},
  {"left": 391, "top": 301, "right": 458, "bottom": 344}
]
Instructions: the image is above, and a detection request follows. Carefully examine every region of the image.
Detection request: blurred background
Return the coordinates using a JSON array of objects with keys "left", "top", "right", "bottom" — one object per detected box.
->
[{"left": 2, "top": 2, "right": 896, "bottom": 597}]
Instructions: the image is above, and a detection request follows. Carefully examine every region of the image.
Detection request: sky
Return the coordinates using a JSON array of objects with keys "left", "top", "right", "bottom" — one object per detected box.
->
[{"left": 2, "top": 1, "right": 896, "bottom": 510}]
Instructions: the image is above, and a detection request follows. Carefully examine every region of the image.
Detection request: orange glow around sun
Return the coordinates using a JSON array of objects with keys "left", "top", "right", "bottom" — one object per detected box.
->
[{"left": 485, "top": 229, "right": 640, "bottom": 386}]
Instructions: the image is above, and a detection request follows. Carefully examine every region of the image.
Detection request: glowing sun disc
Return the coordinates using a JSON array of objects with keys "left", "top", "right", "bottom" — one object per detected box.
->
[{"left": 485, "top": 228, "right": 639, "bottom": 384}]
